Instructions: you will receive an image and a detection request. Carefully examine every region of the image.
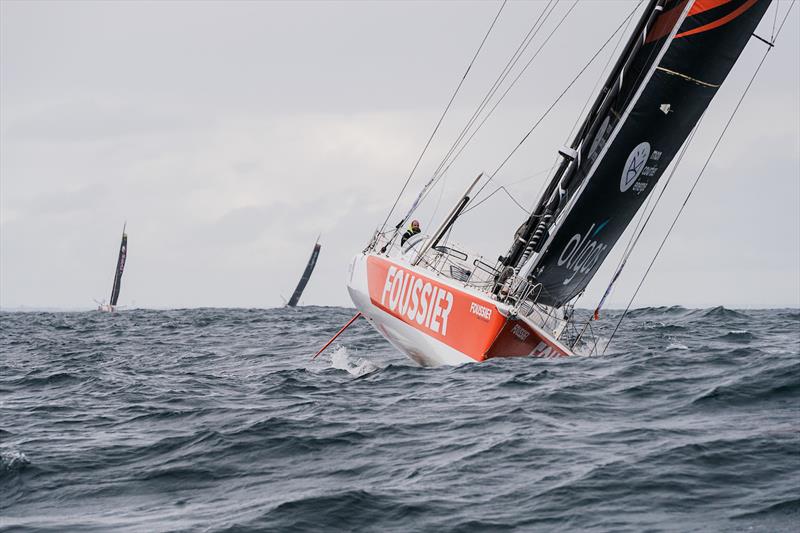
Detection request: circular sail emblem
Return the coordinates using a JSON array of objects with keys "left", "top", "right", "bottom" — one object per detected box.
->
[{"left": 620, "top": 142, "right": 650, "bottom": 192}]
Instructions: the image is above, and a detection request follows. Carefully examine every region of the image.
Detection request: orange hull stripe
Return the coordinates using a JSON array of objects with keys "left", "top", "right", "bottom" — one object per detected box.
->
[{"left": 676, "top": 0, "right": 758, "bottom": 38}]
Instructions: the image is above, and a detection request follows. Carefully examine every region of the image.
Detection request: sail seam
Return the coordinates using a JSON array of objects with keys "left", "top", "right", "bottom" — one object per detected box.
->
[{"left": 655, "top": 66, "right": 721, "bottom": 87}]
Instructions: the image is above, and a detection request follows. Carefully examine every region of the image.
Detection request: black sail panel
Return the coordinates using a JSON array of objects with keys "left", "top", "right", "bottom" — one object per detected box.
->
[
  {"left": 109, "top": 230, "right": 128, "bottom": 306},
  {"left": 530, "top": 0, "right": 772, "bottom": 308},
  {"left": 288, "top": 243, "right": 321, "bottom": 307},
  {"left": 575, "top": 0, "right": 695, "bottom": 185}
]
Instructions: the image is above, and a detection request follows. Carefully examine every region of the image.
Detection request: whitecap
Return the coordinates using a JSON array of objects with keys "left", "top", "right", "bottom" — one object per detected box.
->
[
  {"left": 666, "top": 343, "right": 689, "bottom": 351},
  {"left": 1, "top": 450, "right": 30, "bottom": 473}
]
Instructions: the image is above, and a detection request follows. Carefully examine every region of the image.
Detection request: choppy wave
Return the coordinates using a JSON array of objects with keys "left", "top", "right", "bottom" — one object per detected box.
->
[
  {"left": 0, "top": 450, "right": 30, "bottom": 475},
  {"left": 0, "top": 306, "right": 798, "bottom": 531}
]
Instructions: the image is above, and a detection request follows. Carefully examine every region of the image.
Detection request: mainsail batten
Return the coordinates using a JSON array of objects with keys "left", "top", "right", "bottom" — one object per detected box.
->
[{"left": 524, "top": 0, "right": 772, "bottom": 308}]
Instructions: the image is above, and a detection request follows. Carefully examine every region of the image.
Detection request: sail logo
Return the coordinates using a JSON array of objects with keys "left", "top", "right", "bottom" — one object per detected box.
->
[
  {"left": 381, "top": 265, "right": 454, "bottom": 336},
  {"left": 621, "top": 142, "right": 651, "bottom": 192},
  {"left": 557, "top": 221, "right": 609, "bottom": 286}
]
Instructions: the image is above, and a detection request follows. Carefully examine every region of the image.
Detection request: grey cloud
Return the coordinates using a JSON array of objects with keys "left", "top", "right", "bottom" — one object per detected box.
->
[{"left": 1, "top": 1, "right": 797, "bottom": 309}]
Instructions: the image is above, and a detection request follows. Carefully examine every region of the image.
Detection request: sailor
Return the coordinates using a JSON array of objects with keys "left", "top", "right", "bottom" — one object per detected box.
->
[{"left": 401, "top": 219, "right": 421, "bottom": 245}]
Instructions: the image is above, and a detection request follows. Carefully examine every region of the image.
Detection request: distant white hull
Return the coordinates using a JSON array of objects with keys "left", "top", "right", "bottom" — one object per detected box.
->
[
  {"left": 346, "top": 252, "right": 572, "bottom": 367},
  {"left": 97, "top": 304, "right": 116, "bottom": 313}
]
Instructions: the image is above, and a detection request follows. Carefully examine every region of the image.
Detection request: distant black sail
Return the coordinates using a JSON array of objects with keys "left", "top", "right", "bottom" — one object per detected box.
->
[
  {"left": 529, "top": 0, "right": 772, "bottom": 308},
  {"left": 110, "top": 229, "right": 128, "bottom": 307},
  {"left": 288, "top": 242, "right": 321, "bottom": 307}
]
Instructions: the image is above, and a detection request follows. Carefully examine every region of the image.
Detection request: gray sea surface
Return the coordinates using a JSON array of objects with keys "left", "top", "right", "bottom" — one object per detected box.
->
[{"left": 1, "top": 306, "right": 798, "bottom": 532}]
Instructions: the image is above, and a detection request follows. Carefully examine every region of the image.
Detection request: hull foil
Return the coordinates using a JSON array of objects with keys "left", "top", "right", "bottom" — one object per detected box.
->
[{"left": 347, "top": 253, "right": 571, "bottom": 367}]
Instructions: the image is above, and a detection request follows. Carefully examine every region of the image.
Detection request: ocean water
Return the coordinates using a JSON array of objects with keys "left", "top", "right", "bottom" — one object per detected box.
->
[{"left": 1, "top": 306, "right": 798, "bottom": 532}]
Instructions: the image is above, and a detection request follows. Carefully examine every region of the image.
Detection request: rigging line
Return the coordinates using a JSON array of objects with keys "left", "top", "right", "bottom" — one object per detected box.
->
[
  {"left": 566, "top": 1, "right": 794, "bottom": 321},
  {"left": 447, "top": 1, "right": 641, "bottom": 226},
  {"left": 530, "top": 156, "right": 563, "bottom": 211},
  {"left": 442, "top": 0, "right": 581, "bottom": 191},
  {"left": 377, "top": 0, "right": 507, "bottom": 235},
  {"left": 546, "top": 3, "right": 641, "bottom": 220},
  {"left": 585, "top": 115, "right": 703, "bottom": 328},
  {"left": 611, "top": 116, "right": 705, "bottom": 277},
  {"left": 771, "top": 0, "right": 780, "bottom": 40},
  {"left": 600, "top": 0, "right": 797, "bottom": 341},
  {"left": 462, "top": 166, "right": 551, "bottom": 217},
  {"left": 584, "top": 319, "right": 598, "bottom": 356},
  {"left": 602, "top": 40, "right": 780, "bottom": 356},
  {"left": 618, "top": 33, "right": 663, "bottom": 113},
  {"left": 533, "top": 0, "right": 642, "bottom": 217},
  {"left": 428, "top": 0, "right": 560, "bottom": 183},
  {"left": 614, "top": 176, "right": 657, "bottom": 269},
  {"left": 462, "top": 184, "right": 531, "bottom": 215},
  {"left": 459, "top": 166, "right": 551, "bottom": 222},
  {"left": 413, "top": 0, "right": 569, "bottom": 215},
  {"left": 484, "top": 0, "right": 643, "bottom": 191},
  {"left": 541, "top": 0, "right": 638, "bottom": 213},
  {"left": 618, "top": 0, "right": 700, "bottom": 116},
  {"left": 427, "top": 4, "right": 559, "bottom": 191},
  {"left": 565, "top": 0, "right": 645, "bottom": 143},
  {"left": 424, "top": 172, "right": 450, "bottom": 237},
  {"left": 777, "top": 0, "right": 798, "bottom": 39},
  {"left": 587, "top": 182, "right": 657, "bottom": 311},
  {"left": 533, "top": 2, "right": 642, "bottom": 216},
  {"left": 437, "top": 0, "right": 586, "bottom": 214},
  {"left": 613, "top": 0, "right": 697, "bottom": 124},
  {"left": 505, "top": 167, "right": 553, "bottom": 186},
  {"left": 440, "top": 220, "right": 458, "bottom": 249},
  {"left": 461, "top": 166, "right": 551, "bottom": 215}
]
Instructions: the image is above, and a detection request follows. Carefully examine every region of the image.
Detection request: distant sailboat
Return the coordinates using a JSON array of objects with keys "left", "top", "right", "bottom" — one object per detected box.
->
[
  {"left": 98, "top": 223, "right": 128, "bottom": 313},
  {"left": 287, "top": 239, "right": 321, "bottom": 307}
]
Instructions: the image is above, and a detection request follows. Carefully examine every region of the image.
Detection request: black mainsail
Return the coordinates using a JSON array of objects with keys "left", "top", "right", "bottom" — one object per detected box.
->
[
  {"left": 287, "top": 240, "right": 321, "bottom": 307},
  {"left": 109, "top": 224, "right": 128, "bottom": 307},
  {"left": 500, "top": 0, "right": 772, "bottom": 308}
]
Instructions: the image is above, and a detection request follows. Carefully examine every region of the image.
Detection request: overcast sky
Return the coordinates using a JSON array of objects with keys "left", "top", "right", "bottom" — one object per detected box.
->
[{"left": 1, "top": 0, "right": 798, "bottom": 310}]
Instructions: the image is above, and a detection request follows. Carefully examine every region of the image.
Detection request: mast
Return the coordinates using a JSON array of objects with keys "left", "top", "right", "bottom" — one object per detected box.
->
[
  {"left": 288, "top": 238, "right": 322, "bottom": 307},
  {"left": 109, "top": 223, "right": 127, "bottom": 307},
  {"left": 496, "top": 0, "right": 772, "bottom": 307},
  {"left": 495, "top": 0, "right": 665, "bottom": 292}
]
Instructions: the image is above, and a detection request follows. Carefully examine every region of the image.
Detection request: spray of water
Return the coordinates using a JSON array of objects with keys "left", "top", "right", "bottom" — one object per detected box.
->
[{"left": 329, "top": 346, "right": 382, "bottom": 377}]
